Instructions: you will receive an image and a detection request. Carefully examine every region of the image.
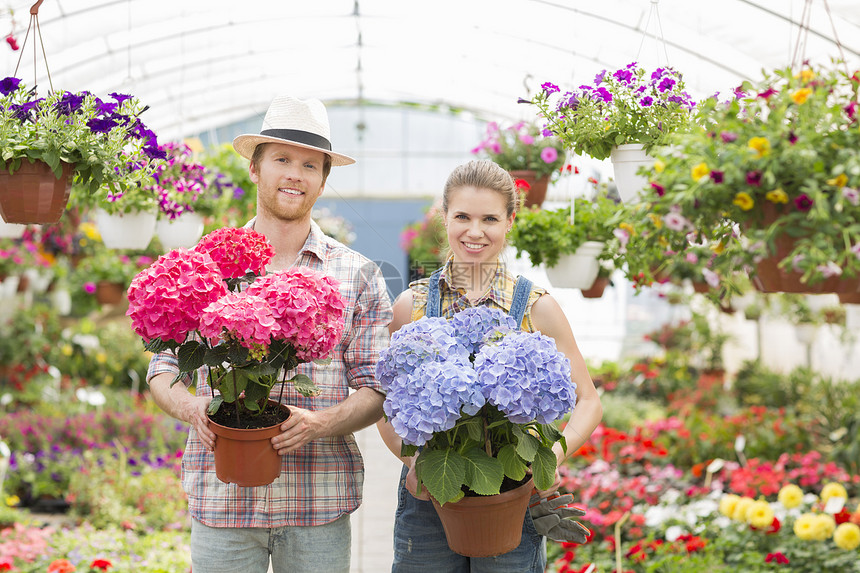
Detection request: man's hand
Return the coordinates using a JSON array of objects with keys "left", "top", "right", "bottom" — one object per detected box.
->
[
  {"left": 528, "top": 492, "right": 590, "bottom": 543},
  {"left": 271, "top": 405, "right": 324, "bottom": 455},
  {"left": 182, "top": 395, "right": 215, "bottom": 451}
]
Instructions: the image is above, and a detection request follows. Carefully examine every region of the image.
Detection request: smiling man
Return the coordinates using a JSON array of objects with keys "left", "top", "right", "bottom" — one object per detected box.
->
[{"left": 146, "top": 95, "right": 393, "bottom": 573}]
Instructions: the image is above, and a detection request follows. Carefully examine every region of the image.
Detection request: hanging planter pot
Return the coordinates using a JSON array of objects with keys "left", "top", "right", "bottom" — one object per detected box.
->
[
  {"left": 609, "top": 144, "right": 652, "bottom": 204},
  {"left": 509, "top": 170, "right": 550, "bottom": 209},
  {"left": 155, "top": 212, "right": 205, "bottom": 250},
  {"left": 544, "top": 241, "right": 605, "bottom": 290},
  {"left": 581, "top": 275, "right": 611, "bottom": 298},
  {"left": 94, "top": 281, "right": 126, "bottom": 305},
  {"left": 96, "top": 209, "right": 157, "bottom": 250},
  {"left": 794, "top": 323, "right": 818, "bottom": 345},
  {"left": 0, "top": 218, "right": 27, "bottom": 239},
  {"left": 208, "top": 400, "right": 291, "bottom": 487},
  {"left": 431, "top": 477, "right": 534, "bottom": 558},
  {"left": 0, "top": 160, "right": 74, "bottom": 224}
]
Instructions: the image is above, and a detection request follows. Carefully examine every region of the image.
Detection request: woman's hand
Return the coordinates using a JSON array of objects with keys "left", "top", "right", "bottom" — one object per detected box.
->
[{"left": 405, "top": 459, "right": 430, "bottom": 500}]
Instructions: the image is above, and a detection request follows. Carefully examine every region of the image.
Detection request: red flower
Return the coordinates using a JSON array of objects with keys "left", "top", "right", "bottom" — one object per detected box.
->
[
  {"left": 5, "top": 34, "right": 18, "bottom": 50},
  {"left": 835, "top": 508, "right": 852, "bottom": 524},
  {"left": 90, "top": 559, "right": 113, "bottom": 571},
  {"left": 765, "top": 552, "right": 790, "bottom": 565},
  {"left": 514, "top": 178, "right": 531, "bottom": 190},
  {"left": 48, "top": 560, "right": 76, "bottom": 573}
]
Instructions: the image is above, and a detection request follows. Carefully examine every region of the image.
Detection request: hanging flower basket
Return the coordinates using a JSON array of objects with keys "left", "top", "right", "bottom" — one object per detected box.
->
[
  {"left": 0, "top": 160, "right": 73, "bottom": 224},
  {"left": 609, "top": 144, "right": 653, "bottom": 204},
  {"left": 95, "top": 209, "right": 157, "bottom": 250},
  {"left": 544, "top": 241, "right": 606, "bottom": 290},
  {"left": 155, "top": 212, "right": 205, "bottom": 249},
  {"left": 509, "top": 170, "right": 550, "bottom": 209}
]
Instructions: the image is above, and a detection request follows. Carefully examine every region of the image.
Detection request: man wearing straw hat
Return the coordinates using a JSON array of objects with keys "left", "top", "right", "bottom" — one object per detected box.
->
[{"left": 147, "top": 95, "right": 393, "bottom": 573}]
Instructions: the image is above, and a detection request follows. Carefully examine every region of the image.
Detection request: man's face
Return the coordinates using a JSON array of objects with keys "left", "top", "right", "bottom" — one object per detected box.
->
[{"left": 250, "top": 142, "right": 327, "bottom": 223}]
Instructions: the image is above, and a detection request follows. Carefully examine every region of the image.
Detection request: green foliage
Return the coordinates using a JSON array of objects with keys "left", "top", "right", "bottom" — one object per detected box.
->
[
  {"left": 400, "top": 203, "right": 447, "bottom": 272},
  {"left": 508, "top": 194, "right": 617, "bottom": 267},
  {"left": 197, "top": 143, "right": 257, "bottom": 229},
  {"left": 406, "top": 403, "right": 564, "bottom": 505}
]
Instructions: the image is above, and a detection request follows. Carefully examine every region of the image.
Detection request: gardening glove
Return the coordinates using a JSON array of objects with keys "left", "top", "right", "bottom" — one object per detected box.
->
[{"left": 528, "top": 492, "right": 590, "bottom": 544}]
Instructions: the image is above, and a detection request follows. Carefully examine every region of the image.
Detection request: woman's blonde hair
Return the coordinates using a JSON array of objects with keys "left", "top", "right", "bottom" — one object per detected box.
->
[{"left": 442, "top": 160, "right": 520, "bottom": 217}]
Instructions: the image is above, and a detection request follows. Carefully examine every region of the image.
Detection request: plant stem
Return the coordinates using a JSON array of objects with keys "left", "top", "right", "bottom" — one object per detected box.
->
[
  {"left": 232, "top": 369, "right": 240, "bottom": 426},
  {"left": 276, "top": 367, "right": 288, "bottom": 407},
  {"left": 483, "top": 414, "right": 492, "bottom": 457}
]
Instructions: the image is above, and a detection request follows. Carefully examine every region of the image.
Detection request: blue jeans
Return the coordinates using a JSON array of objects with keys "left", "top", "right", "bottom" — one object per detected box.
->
[
  {"left": 190, "top": 514, "right": 350, "bottom": 573},
  {"left": 391, "top": 466, "right": 546, "bottom": 573}
]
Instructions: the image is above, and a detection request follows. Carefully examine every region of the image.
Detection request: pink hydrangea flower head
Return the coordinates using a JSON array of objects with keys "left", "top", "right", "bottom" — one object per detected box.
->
[
  {"left": 194, "top": 227, "right": 275, "bottom": 279},
  {"left": 247, "top": 267, "right": 346, "bottom": 361},
  {"left": 126, "top": 248, "right": 228, "bottom": 344},
  {"left": 199, "top": 292, "right": 280, "bottom": 352}
]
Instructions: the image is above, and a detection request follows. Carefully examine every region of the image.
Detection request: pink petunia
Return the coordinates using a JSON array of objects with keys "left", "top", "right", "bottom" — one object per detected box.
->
[{"left": 540, "top": 146, "right": 558, "bottom": 164}]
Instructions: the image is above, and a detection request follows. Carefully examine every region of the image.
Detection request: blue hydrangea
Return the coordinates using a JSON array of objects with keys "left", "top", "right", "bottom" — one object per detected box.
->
[
  {"left": 450, "top": 306, "right": 518, "bottom": 354},
  {"left": 375, "top": 317, "right": 469, "bottom": 391},
  {"left": 383, "top": 359, "right": 484, "bottom": 446},
  {"left": 473, "top": 330, "right": 576, "bottom": 424}
]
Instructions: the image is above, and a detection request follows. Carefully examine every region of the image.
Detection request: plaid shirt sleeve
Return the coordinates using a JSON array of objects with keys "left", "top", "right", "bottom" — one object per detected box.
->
[
  {"left": 146, "top": 350, "right": 193, "bottom": 387},
  {"left": 342, "top": 259, "right": 393, "bottom": 392}
]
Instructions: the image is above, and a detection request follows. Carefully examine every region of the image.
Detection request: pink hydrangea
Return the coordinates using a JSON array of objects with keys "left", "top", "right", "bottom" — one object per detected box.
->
[
  {"left": 247, "top": 267, "right": 346, "bottom": 361},
  {"left": 194, "top": 227, "right": 275, "bottom": 278},
  {"left": 126, "top": 248, "right": 228, "bottom": 343},
  {"left": 198, "top": 292, "right": 280, "bottom": 351}
]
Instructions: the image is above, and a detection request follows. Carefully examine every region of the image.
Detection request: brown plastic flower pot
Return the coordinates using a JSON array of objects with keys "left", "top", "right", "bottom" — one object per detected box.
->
[
  {"left": 509, "top": 170, "right": 549, "bottom": 209},
  {"left": 431, "top": 478, "right": 534, "bottom": 558},
  {"left": 208, "top": 401, "right": 290, "bottom": 487},
  {"left": 0, "top": 160, "right": 73, "bottom": 224}
]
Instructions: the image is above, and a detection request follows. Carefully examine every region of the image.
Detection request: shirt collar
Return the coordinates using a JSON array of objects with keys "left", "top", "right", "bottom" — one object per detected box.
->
[
  {"left": 243, "top": 217, "right": 328, "bottom": 262},
  {"left": 438, "top": 256, "right": 507, "bottom": 307}
]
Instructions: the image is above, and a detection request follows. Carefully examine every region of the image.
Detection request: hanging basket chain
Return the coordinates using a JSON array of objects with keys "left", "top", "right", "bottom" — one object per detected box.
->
[
  {"left": 636, "top": 0, "right": 671, "bottom": 69},
  {"left": 792, "top": 0, "right": 849, "bottom": 77},
  {"left": 12, "top": 0, "right": 54, "bottom": 95}
]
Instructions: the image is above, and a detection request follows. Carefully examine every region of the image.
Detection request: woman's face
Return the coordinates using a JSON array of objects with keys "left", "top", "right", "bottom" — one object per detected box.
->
[{"left": 444, "top": 185, "right": 514, "bottom": 266}]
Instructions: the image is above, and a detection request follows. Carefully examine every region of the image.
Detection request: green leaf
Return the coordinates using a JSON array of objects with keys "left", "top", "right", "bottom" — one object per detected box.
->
[
  {"left": 143, "top": 337, "right": 173, "bottom": 354},
  {"left": 204, "top": 344, "right": 229, "bottom": 366},
  {"left": 401, "top": 443, "right": 418, "bottom": 458},
  {"left": 207, "top": 395, "right": 223, "bottom": 416},
  {"left": 177, "top": 341, "right": 207, "bottom": 372},
  {"left": 217, "top": 369, "right": 248, "bottom": 403},
  {"left": 462, "top": 448, "right": 504, "bottom": 495},
  {"left": 416, "top": 449, "right": 466, "bottom": 506},
  {"left": 497, "top": 444, "right": 528, "bottom": 481},
  {"left": 514, "top": 427, "right": 540, "bottom": 462},
  {"left": 291, "top": 374, "right": 321, "bottom": 397},
  {"left": 531, "top": 445, "right": 558, "bottom": 491},
  {"left": 462, "top": 415, "right": 484, "bottom": 442}
]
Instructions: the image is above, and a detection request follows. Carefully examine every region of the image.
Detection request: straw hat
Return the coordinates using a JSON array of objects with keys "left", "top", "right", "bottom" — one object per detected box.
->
[{"left": 232, "top": 95, "right": 355, "bottom": 166}]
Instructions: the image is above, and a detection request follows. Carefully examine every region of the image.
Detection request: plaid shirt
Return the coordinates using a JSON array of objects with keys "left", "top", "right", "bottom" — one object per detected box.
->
[
  {"left": 409, "top": 258, "right": 546, "bottom": 328},
  {"left": 147, "top": 220, "right": 393, "bottom": 528}
]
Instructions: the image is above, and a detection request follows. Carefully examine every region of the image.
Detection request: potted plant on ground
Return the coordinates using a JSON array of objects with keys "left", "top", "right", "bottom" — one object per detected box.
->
[
  {"left": 0, "top": 76, "right": 164, "bottom": 224},
  {"left": 471, "top": 121, "right": 568, "bottom": 208},
  {"left": 643, "top": 60, "right": 860, "bottom": 295},
  {"left": 527, "top": 63, "right": 697, "bottom": 202},
  {"left": 508, "top": 194, "right": 617, "bottom": 290},
  {"left": 73, "top": 246, "right": 153, "bottom": 305},
  {"left": 376, "top": 305, "right": 576, "bottom": 557},
  {"left": 126, "top": 226, "right": 347, "bottom": 486}
]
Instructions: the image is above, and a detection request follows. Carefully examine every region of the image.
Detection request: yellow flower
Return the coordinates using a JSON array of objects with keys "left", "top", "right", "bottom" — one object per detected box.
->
[
  {"left": 719, "top": 494, "right": 740, "bottom": 518},
  {"left": 791, "top": 88, "right": 812, "bottom": 104},
  {"left": 5, "top": 495, "right": 20, "bottom": 507},
  {"left": 765, "top": 189, "right": 789, "bottom": 204},
  {"left": 619, "top": 222, "right": 634, "bottom": 235},
  {"left": 654, "top": 159, "right": 665, "bottom": 173},
  {"left": 733, "top": 192, "right": 755, "bottom": 211},
  {"left": 820, "top": 482, "right": 848, "bottom": 504},
  {"left": 794, "top": 513, "right": 819, "bottom": 540},
  {"left": 748, "top": 137, "right": 771, "bottom": 158},
  {"left": 827, "top": 173, "right": 848, "bottom": 188},
  {"left": 647, "top": 213, "right": 663, "bottom": 229},
  {"left": 798, "top": 69, "right": 816, "bottom": 83},
  {"left": 710, "top": 241, "right": 726, "bottom": 255},
  {"left": 80, "top": 222, "right": 101, "bottom": 241},
  {"left": 834, "top": 523, "right": 860, "bottom": 551},
  {"left": 61, "top": 344, "right": 74, "bottom": 357},
  {"left": 815, "top": 514, "right": 836, "bottom": 541},
  {"left": 778, "top": 484, "right": 804, "bottom": 508},
  {"left": 732, "top": 496, "right": 756, "bottom": 522},
  {"left": 746, "top": 500, "right": 775, "bottom": 528},
  {"left": 95, "top": 353, "right": 107, "bottom": 364},
  {"left": 691, "top": 162, "right": 710, "bottom": 181}
]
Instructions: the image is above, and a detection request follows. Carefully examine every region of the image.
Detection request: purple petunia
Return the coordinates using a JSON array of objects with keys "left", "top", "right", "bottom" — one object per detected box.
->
[
  {"left": 87, "top": 117, "right": 118, "bottom": 133},
  {"left": 594, "top": 87, "right": 613, "bottom": 103},
  {"left": 0, "top": 76, "right": 21, "bottom": 95},
  {"left": 794, "top": 194, "right": 814, "bottom": 211},
  {"left": 639, "top": 96, "right": 654, "bottom": 107}
]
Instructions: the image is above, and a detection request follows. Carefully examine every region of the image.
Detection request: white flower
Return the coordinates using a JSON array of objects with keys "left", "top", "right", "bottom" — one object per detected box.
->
[{"left": 665, "top": 525, "right": 684, "bottom": 542}]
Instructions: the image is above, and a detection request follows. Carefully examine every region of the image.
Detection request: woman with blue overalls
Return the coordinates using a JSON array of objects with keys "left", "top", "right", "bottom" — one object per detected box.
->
[{"left": 377, "top": 159, "right": 604, "bottom": 572}]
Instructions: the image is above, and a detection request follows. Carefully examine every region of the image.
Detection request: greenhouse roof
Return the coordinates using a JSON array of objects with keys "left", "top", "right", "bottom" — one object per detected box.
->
[{"left": 2, "top": 0, "right": 859, "bottom": 141}]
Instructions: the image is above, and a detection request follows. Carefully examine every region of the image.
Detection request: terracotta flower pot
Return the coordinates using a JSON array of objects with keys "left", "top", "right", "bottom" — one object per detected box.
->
[
  {"left": 431, "top": 478, "right": 534, "bottom": 558},
  {"left": 0, "top": 160, "right": 74, "bottom": 224},
  {"left": 509, "top": 170, "right": 549, "bottom": 209},
  {"left": 208, "top": 401, "right": 290, "bottom": 487},
  {"left": 94, "top": 281, "right": 126, "bottom": 305},
  {"left": 752, "top": 203, "right": 860, "bottom": 294},
  {"left": 581, "top": 276, "right": 610, "bottom": 298}
]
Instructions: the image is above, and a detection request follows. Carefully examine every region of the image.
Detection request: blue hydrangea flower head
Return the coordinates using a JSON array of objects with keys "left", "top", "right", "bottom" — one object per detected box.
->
[{"left": 450, "top": 305, "right": 518, "bottom": 354}]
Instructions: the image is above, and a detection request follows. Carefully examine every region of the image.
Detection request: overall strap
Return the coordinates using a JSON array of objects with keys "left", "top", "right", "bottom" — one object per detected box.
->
[
  {"left": 425, "top": 268, "right": 444, "bottom": 318},
  {"left": 508, "top": 275, "right": 533, "bottom": 329}
]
